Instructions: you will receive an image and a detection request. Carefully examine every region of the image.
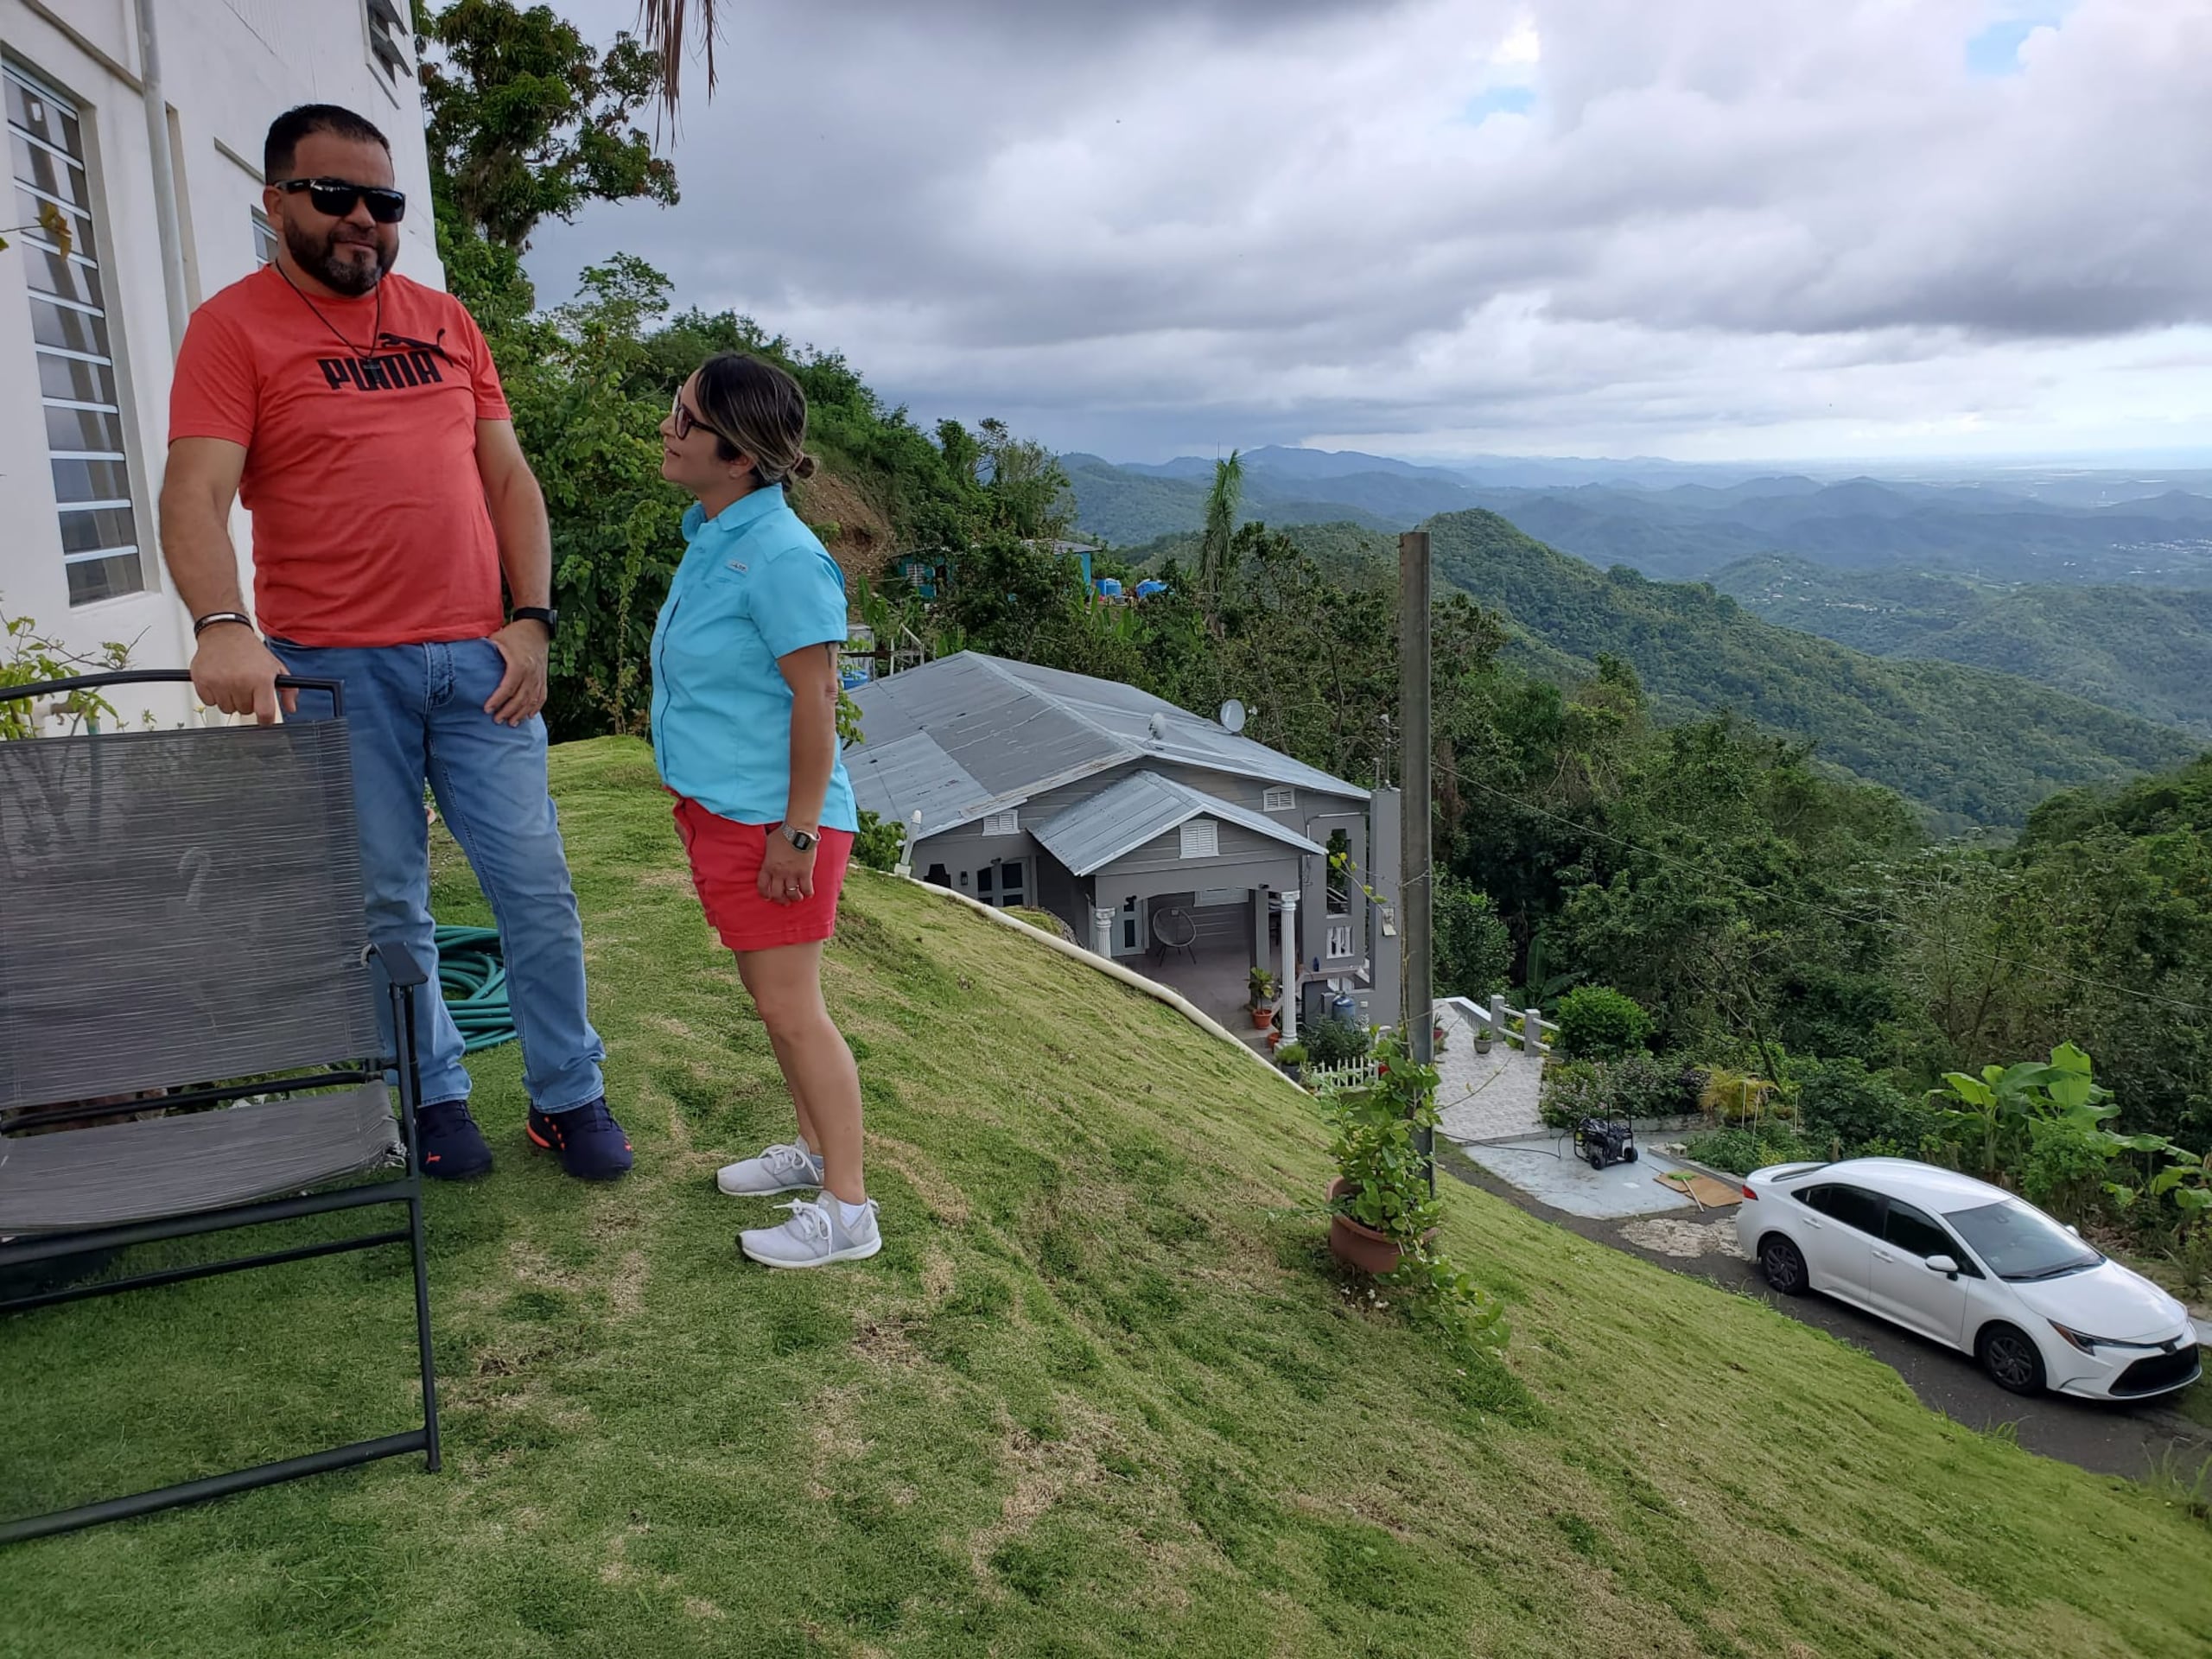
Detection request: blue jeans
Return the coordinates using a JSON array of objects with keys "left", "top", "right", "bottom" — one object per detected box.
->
[{"left": 272, "top": 637, "right": 606, "bottom": 1112}]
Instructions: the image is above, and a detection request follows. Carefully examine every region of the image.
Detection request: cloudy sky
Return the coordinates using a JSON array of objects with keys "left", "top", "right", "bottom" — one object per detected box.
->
[{"left": 522, "top": 0, "right": 2212, "bottom": 465}]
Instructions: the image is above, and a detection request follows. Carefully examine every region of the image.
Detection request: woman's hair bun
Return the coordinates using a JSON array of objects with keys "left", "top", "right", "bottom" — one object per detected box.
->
[{"left": 788, "top": 451, "right": 819, "bottom": 482}]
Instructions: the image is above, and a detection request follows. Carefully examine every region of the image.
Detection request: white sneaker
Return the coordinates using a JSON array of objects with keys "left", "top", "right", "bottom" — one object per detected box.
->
[
  {"left": 739, "top": 1197, "right": 882, "bottom": 1269},
  {"left": 716, "top": 1141, "right": 823, "bottom": 1197}
]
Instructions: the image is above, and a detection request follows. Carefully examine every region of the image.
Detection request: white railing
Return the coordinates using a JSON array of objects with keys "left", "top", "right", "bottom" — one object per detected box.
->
[
  {"left": 1444, "top": 994, "right": 1557, "bottom": 1056},
  {"left": 1304, "top": 1057, "right": 1382, "bottom": 1093}
]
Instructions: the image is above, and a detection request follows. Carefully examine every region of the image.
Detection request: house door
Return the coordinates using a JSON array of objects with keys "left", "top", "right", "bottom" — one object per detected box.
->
[{"left": 976, "top": 861, "right": 1027, "bottom": 909}]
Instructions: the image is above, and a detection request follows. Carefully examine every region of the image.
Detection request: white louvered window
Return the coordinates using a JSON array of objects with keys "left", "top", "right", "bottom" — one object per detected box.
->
[
  {"left": 8, "top": 66, "right": 144, "bottom": 606},
  {"left": 1262, "top": 786, "right": 1295, "bottom": 812},
  {"left": 1179, "top": 819, "right": 1218, "bottom": 859},
  {"left": 982, "top": 810, "right": 1020, "bottom": 836},
  {"left": 365, "top": 0, "right": 413, "bottom": 82},
  {"left": 251, "top": 207, "right": 279, "bottom": 266}
]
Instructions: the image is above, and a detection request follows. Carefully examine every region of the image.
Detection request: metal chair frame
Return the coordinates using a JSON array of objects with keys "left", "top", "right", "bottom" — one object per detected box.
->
[{"left": 0, "top": 670, "right": 440, "bottom": 1544}]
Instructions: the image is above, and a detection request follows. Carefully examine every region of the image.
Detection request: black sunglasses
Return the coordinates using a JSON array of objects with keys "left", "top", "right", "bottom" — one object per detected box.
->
[{"left": 276, "top": 177, "right": 407, "bottom": 224}]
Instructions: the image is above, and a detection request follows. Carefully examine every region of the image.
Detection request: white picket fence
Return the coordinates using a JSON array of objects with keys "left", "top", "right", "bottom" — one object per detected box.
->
[{"left": 1303, "top": 1058, "right": 1382, "bottom": 1093}]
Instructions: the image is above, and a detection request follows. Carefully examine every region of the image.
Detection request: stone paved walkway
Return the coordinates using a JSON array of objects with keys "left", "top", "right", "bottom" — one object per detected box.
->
[{"left": 1431, "top": 999, "right": 1548, "bottom": 1144}]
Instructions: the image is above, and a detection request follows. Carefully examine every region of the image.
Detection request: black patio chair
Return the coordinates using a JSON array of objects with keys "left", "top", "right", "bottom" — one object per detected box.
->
[{"left": 0, "top": 670, "right": 438, "bottom": 1544}]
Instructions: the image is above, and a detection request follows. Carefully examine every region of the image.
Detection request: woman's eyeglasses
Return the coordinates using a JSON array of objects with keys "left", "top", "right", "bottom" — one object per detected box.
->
[
  {"left": 670, "top": 390, "right": 709, "bottom": 441},
  {"left": 276, "top": 177, "right": 408, "bottom": 224}
]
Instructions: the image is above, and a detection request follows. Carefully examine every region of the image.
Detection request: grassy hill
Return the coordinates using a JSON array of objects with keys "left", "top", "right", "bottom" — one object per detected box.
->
[
  {"left": 1426, "top": 512, "right": 2202, "bottom": 829},
  {"left": 1713, "top": 555, "right": 2212, "bottom": 739},
  {"left": 6, "top": 740, "right": 2210, "bottom": 1656}
]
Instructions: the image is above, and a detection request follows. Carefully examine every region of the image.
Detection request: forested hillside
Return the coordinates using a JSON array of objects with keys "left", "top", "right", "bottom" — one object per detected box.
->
[
  {"left": 1713, "top": 555, "right": 2212, "bottom": 737},
  {"left": 1063, "top": 449, "right": 2212, "bottom": 585},
  {"left": 1062, "top": 454, "right": 1398, "bottom": 543},
  {"left": 1424, "top": 512, "right": 2202, "bottom": 829}
]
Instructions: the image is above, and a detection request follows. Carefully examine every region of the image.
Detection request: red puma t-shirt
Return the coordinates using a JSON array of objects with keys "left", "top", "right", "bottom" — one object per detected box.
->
[{"left": 168, "top": 265, "right": 511, "bottom": 647}]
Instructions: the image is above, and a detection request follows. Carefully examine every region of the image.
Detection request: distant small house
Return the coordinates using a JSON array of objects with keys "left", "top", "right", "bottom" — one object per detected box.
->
[
  {"left": 892, "top": 539, "right": 1100, "bottom": 604},
  {"left": 843, "top": 653, "right": 1402, "bottom": 1034}
]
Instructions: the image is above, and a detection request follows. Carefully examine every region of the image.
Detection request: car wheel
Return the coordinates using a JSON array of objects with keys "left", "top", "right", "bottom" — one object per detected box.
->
[
  {"left": 1759, "top": 1236, "right": 1809, "bottom": 1296},
  {"left": 1979, "top": 1324, "right": 2047, "bottom": 1396}
]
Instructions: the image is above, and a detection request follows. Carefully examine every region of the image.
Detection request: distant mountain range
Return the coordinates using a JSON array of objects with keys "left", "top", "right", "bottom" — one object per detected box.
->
[
  {"left": 1186, "top": 515, "right": 2200, "bottom": 830},
  {"left": 1709, "top": 556, "right": 2212, "bottom": 740},
  {"left": 1064, "top": 447, "right": 2212, "bottom": 588}
]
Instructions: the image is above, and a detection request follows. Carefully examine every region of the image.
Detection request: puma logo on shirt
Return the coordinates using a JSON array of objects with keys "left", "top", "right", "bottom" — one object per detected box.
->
[{"left": 316, "top": 349, "right": 448, "bottom": 391}]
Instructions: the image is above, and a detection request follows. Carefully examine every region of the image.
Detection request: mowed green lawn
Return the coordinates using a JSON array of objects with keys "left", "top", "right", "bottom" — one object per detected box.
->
[{"left": 4, "top": 738, "right": 2209, "bottom": 1657}]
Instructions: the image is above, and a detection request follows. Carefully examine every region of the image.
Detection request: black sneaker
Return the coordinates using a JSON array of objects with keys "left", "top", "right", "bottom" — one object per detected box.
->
[
  {"left": 416, "top": 1100, "right": 493, "bottom": 1181},
  {"left": 525, "top": 1099, "right": 633, "bottom": 1182}
]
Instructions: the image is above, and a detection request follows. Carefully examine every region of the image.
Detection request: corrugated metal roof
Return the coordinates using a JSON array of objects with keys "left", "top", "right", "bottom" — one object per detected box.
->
[
  {"left": 990, "top": 658, "right": 1369, "bottom": 799},
  {"left": 843, "top": 732, "right": 1011, "bottom": 838},
  {"left": 842, "top": 652, "right": 1366, "bottom": 837},
  {"left": 1033, "top": 771, "right": 1325, "bottom": 877}
]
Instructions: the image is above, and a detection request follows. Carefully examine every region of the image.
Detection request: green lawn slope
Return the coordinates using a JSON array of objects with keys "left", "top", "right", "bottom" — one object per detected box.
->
[{"left": 4, "top": 739, "right": 2209, "bottom": 1657}]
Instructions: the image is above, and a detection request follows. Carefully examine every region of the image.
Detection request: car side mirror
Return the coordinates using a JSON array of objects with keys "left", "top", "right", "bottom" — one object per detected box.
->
[{"left": 1924, "top": 1254, "right": 1960, "bottom": 1278}]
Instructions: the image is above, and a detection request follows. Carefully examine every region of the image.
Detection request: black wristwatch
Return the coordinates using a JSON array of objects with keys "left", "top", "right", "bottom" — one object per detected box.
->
[
  {"left": 780, "top": 825, "right": 819, "bottom": 853},
  {"left": 511, "top": 605, "right": 559, "bottom": 638}
]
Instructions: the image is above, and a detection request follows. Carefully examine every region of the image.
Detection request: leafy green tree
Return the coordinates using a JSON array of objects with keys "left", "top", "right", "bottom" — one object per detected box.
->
[
  {"left": 501, "top": 256, "right": 688, "bottom": 738},
  {"left": 1554, "top": 986, "right": 1655, "bottom": 1059},
  {"left": 1434, "top": 879, "right": 1511, "bottom": 1001},
  {"left": 1197, "top": 451, "right": 1242, "bottom": 635},
  {"left": 416, "top": 0, "right": 677, "bottom": 320}
]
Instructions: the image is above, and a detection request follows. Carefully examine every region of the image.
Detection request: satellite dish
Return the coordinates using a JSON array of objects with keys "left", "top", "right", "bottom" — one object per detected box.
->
[{"left": 1219, "top": 698, "right": 1247, "bottom": 734}]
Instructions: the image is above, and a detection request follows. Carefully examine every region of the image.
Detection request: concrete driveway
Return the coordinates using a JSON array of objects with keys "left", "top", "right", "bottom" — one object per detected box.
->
[{"left": 1439, "top": 1142, "right": 2212, "bottom": 1484}]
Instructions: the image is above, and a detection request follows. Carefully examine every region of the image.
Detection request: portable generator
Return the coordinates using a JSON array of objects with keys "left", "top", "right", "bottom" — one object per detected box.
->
[{"left": 1573, "top": 1116, "right": 1639, "bottom": 1171}]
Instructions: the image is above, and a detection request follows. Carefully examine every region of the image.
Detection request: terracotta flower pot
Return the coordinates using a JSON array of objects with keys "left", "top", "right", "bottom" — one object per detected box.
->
[
  {"left": 1252, "top": 1005, "right": 1275, "bottom": 1030},
  {"left": 1325, "top": 1177, "right": 1435, "bottom": 1275}
]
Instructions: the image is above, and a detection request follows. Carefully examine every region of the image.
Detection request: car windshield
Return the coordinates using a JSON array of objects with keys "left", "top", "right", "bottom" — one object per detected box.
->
[{"left": 1942, "top": 1199, "right": 2102, "bottom": 1281}]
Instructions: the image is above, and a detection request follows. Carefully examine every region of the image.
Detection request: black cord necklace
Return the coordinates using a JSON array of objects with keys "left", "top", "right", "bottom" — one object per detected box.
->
[{"left": 275, "top": 259, "right": 384, "bottom": 359}]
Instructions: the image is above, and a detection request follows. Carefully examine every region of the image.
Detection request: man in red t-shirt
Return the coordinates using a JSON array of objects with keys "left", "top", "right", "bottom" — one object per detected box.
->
[{"left": 160, "top": 105, "right": 630, "bottom": 1182}]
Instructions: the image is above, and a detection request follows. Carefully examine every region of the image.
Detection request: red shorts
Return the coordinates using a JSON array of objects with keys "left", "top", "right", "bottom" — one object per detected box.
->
[{"left": 671, "top": 796, "right": 853, "bottom": 951}]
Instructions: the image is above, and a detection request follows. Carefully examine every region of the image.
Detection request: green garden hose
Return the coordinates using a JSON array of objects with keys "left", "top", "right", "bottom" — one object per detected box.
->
[{"left": 433, "top": 925, "right": 519, "bottom": 1052}]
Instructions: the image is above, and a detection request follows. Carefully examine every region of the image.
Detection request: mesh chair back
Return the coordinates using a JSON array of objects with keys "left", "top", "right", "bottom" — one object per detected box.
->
[{"left": 0, "top": 721, "right": 383, "bottom": 1109}]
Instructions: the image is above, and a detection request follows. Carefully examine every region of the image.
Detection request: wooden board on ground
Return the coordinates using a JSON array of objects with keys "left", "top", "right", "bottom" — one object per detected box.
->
[{"left": 1657, "top": 1171, "right": 1744, "bottom": 1210}]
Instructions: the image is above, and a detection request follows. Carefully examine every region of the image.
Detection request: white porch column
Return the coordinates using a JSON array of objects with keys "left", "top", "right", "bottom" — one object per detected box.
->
[
  {"left": 1091, "top": 906, "right": 1115, "bottom": 959},
  {"left": 1278, "top": 889, "right": 1300, "bottom": 1041}
]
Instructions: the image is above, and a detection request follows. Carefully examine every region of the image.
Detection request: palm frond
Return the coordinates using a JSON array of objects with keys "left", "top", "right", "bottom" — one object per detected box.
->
[{"left": 635, "top": 0, "right": 719, "bottom": 119}]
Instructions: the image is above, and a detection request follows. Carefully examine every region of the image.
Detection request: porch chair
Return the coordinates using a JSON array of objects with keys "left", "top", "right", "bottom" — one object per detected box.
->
[{"left": 0, "top": 670, "right": 439, "bottom": 1543}]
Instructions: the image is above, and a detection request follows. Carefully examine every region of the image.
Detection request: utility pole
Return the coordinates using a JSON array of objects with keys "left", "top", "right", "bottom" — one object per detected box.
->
[{"left": 1399, "top": 531, "right": 1435, "bottom": 1194}]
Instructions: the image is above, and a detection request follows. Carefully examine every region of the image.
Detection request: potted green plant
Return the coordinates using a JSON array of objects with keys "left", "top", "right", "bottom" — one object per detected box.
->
[
  {"left": 1249, "top": 965, "right": 1279, "bottom": 1030},
  {"left": 1324, "top": 1029, "right": 1442, "bottom": 1274},
  {"left": 1277, "top": 1040, "right": 1307, "bottom": 1082}
]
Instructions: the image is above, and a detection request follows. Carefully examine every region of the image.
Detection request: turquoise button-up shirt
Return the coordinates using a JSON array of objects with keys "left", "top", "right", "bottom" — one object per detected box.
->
[{"left": 649, "top": 486, "right": 859, "bottom": 832}]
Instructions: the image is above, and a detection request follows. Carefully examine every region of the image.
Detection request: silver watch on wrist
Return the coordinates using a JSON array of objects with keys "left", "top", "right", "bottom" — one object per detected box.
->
[{"left": 780, "top": 824, "right": 819, "bottom": 853}]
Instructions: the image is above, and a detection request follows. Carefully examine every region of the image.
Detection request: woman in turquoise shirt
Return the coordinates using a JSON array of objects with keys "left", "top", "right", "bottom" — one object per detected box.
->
[{"left": 652, "top": 353, "right": 875, "bottom": 1268}]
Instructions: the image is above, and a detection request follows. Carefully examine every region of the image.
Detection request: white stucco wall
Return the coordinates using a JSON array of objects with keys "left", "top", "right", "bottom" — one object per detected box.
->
[{"left": 0, "top": 0, "right": 438, "bottom": 725}]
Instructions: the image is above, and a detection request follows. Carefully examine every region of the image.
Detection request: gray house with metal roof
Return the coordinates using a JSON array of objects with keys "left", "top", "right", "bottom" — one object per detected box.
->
[{"left": 843, "top": 652, "right": 1402, "bottom": 1039}]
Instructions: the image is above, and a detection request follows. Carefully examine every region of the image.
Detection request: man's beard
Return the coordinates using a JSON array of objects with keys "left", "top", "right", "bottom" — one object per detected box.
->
[{"left": 284, "top": 220, "right": 395, "bottom": 297}]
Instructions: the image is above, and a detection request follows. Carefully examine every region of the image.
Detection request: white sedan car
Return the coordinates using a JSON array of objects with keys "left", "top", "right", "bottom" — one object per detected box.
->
[{"left": 1738, "top": 1156, "right": 2202, "bottom": 1401}]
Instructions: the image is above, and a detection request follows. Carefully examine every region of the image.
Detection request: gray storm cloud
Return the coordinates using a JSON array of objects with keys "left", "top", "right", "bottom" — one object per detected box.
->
[{"left": 521, "top": 0, "right": 2212, "bottom": 459}]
